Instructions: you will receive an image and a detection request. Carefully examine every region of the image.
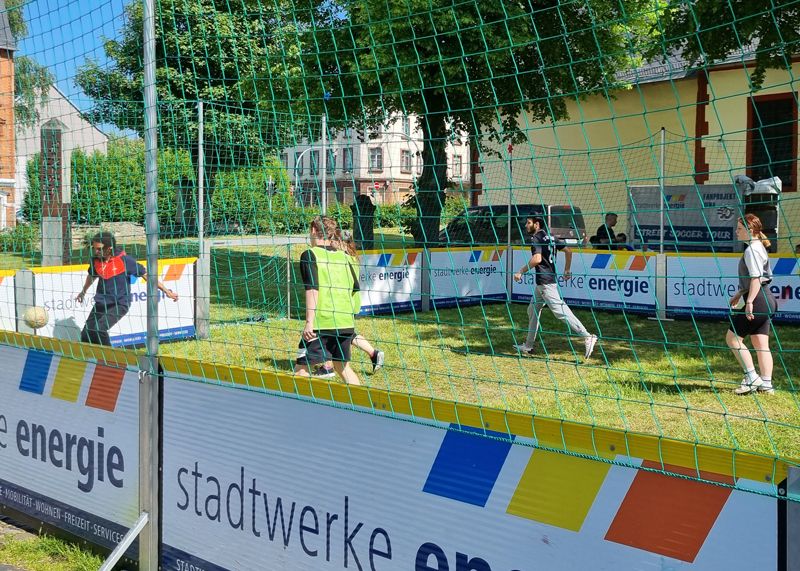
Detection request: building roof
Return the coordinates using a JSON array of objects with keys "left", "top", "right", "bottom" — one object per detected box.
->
[
  {"left": 0, "top": 0, "right": 16, "bottom": 52},
  {"left": 617, "top": 47, "right": 758, "bottom": 86}
]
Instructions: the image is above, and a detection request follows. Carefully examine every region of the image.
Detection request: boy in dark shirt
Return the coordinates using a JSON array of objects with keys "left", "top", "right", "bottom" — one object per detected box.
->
[
  {"left": 76, "top": 232, "right": 178, "bottom": 346},
  {"left": 513, "top": 217, "right": 598, "bottom": 359}
]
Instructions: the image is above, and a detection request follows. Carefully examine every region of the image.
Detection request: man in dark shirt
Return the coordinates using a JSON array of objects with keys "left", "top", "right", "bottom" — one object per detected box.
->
[
  {"left": 76, "top": 232, "right": 178, "bottom": 346},
  {"left": 513, "top": 217, "right": 598, "bottom": 358},
  {"left": 592, "top": 213, "right": 625, "bottom": 249}
]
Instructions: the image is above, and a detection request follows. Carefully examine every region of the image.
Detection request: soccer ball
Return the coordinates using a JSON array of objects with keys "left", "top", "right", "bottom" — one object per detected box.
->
[{"left": 23, "top": 306, "right": 49, "bottom": 330}]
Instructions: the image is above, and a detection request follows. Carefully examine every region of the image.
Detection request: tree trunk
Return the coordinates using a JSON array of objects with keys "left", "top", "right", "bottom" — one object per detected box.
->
[{"left": 414, "top": 94, "right": 449, "bottom": 246}]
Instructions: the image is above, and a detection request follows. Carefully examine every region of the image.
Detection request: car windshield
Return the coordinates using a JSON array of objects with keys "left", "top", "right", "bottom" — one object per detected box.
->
[
  {"left": 442, "top": 208, "right": 532, "bottom": 245},
  {"left": 549, "top": 206, "right": 585, "bottom": 237}
]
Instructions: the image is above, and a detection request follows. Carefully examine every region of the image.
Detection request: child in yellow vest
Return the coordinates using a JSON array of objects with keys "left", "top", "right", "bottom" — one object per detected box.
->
[{"left": 293, "top": 217, "right": 362, "bottom": 385}]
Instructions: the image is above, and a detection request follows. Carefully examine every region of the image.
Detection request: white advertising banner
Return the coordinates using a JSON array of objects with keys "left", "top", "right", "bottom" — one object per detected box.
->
[
  {"left": 428, "top": 247, "right": 507, "bottom": 308},
  {"left": 358, "top": 249, "right": 422, "bottom": 315},
  {"left": 32, "top": 257, "right": 196, "bottom": 345},
  {"left": 511, "top": 248, "right": 656, "bottom": 312},
  {"left": 0, "top": 270, "right": 15, "bottom": 331},
  {"left": 162, "top": 378, "right": 777, "bottom": 571},
  {"left": 667, "top": 254, "right": 800, "bottom": 322},
  {"left": 0, "top": 344, "right": 139, "bottom": 551}
]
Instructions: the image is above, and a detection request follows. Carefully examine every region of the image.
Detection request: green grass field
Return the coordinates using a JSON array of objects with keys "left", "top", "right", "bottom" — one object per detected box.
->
[{"left": 160, "top": 301, "right": 800, "bottom": 461}]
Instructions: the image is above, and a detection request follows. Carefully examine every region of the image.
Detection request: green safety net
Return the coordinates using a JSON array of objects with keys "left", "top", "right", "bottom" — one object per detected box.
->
[{"left": 1, "top": 0, "right": 799, "bottom": 490}]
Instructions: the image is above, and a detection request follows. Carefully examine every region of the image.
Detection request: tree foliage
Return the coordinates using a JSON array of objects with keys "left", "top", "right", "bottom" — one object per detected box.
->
[
  {"left": 653, "top": 0, "right": 800, "bottom": 88},
  {"left": 304, "top": 0, "right": 658, "bottom": 244},
  {"left": 6, "top": 1, "right": 54, "bottom": 128},
  {"left": 75, "top": 0, "right": 307, "bottom": 166}
]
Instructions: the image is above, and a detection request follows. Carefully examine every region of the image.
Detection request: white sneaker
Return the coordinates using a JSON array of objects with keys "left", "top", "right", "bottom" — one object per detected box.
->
[
  {"left": 756, "top": 383, "right": 775, "bottom": 395},
  {"left": 513, "top": 343, "right": 535, "bottom": 355},
  {"left": 734, "top": 376, "right": 764, "bottom": 395},
  {"left": 584, "top": 335, "right": 598, "bottom": 359}
]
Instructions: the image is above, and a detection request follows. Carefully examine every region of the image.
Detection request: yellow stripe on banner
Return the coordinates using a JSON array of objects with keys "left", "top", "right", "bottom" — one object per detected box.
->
[
  {"left": 0, "top": 331, "right": 140, "bottom": 369},
  {"left": 32, "top": 263, "right": 90, "bottom": 274},
  {"left": 157, "top": 257, "right": 197, "bottom": 270},
  {"left": 31, "top": 257, "right": 198, "bottom": 274},
  {"left": 51, "top": 357, "right": 88, "bottom": 402},
  {"left": 665, "top": 252, "right": 741, "bottom": 258},
  {"left": 507, "top": 449, "right": 612, "bottom": 531},
  {"left": 0, "top": 269, "right": 16, "bottom": 278},
  {"left": 611, "top": 253, "right": 631, "bottom": 270},
  {"left": 360, "top": 247, "right": 424, "bottom": 256},
  {"left": 158, "top": 355, "right": 795, "bottom": 484}
]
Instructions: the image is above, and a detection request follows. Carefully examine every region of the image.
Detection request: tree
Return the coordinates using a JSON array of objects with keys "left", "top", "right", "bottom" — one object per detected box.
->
[
  {"left": 75, "top": 0, "right": 308, "bottom": 169},
  {"left": 652, "top": 1, "right": 800, "bottom": 89},
  {"left": 305, "top": 0, "right": 657, "bottom": 245},
  {"left": 6, "top": 1, "right": 54, "bottom": 127}
]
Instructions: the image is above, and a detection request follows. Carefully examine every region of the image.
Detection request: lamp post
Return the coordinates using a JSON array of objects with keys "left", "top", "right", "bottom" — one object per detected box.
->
[{"left": 294, "top": 144, "right": 333, "bottom": 215}]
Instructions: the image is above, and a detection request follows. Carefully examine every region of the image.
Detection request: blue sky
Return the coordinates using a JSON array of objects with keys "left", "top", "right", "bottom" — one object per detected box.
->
[{"left": 17, "top": 0, "right": 127, "bottom": 110}]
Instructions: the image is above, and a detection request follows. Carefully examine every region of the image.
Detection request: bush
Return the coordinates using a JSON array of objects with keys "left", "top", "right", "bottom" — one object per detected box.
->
[
  {"left": 0, "top": 223, "right": 38, "bottom": 253},
  {"left": 23, "top": 138, "right": 195, "bottom": 229},
  {"left": 210, "top": 158, "right": 291, "bottom": 232}
]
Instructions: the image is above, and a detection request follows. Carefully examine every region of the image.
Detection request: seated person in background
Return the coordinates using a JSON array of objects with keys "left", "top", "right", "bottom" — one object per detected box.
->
[
  {"left": 795, "top": 243, "right": 800, "bottom": 256},
  {"left": 616, "top": 232, "right": 635, "bottom": 251}
]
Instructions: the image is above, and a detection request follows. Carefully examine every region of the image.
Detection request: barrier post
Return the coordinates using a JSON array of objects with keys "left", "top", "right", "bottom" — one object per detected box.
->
[
  {"left": 649, "top": 253, "right": 672, "bottom": 322},
  {"left": 421, "top": 247, "right": 431, "bottom": 312},
  {"left": 194, "top": 240, "right": 211, "bottom": 339},
  {"left": 14, "top": 269, "right": 35, "bottom": 334},
  {"left": 137, "top": 355, "right": 160, "bottom": 571},
  {"left": 141, "top": 0, "right": 160, "bottom": 566},
  {"left": 286, "top": 243, "right": 292, "bottom": 320},
  {"left": 785, "top": 467, "right": 800, "bottom": 569}
]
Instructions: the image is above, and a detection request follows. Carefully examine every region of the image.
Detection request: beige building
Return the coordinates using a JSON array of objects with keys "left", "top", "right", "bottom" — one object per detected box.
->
[
  {"left": 283, "top": 114, "right": 471, "bottom": 206},
  {"left": 478, "top": 54, "right": 799, "bottom": 251}
]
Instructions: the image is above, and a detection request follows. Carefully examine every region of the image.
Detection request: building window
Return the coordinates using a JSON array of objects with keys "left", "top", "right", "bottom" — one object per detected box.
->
[
  {"left": 402, "top": 116, "right": 411, "bottom": 137},
  {"left": 747, "top": 93, "right": 798, "bottom": 192},
  {"left": 401, "top": 150, "right": 412, "bottom": 173},
  {"left": 343, "top": 148, "right": 354, "bottom": 172},
  {"left": 369, "top": 147, "right": 383, "bottom": 172},
  {"left": 280, "top": 153, "right": 288, "bottom": 169},
  {"left": 451, "top": 155, "right": 463, "bottom": 179},
  {"left": 294, "top": 152, "right": 304, "bottom": 176},
  {"left": 327, "top": 150, "right": 336, "bottom": 174},
  {"left": 311, "top": 150, "right": 320, "bottom": 175}
]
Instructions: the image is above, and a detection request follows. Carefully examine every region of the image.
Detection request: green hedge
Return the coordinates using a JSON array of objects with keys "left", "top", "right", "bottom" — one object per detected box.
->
[
  {"left": 23, "top": 139, "right": 194, "bottom": 227},
  {"left": 209, "top": 158, "right": 291, "bottom": 232},
  {"left": 0, "top": 223, "right": 37, "bottom": 253}
]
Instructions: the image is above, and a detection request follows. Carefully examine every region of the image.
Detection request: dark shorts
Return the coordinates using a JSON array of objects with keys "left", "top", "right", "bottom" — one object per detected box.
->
[
  {"left": 296, "top": 329, "right": 355, "bottom": 366},
  {"left": 729, "top": 292, "right": 777, "bottom": 337}
]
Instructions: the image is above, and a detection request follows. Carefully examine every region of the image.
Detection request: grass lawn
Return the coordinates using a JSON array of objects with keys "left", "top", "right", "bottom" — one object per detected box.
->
[
  {"left": 160, "top": 302, "right": 800, "bottom": 461},
  {"left": 0, "top": 534, "right": 103, "bottom": 571}
]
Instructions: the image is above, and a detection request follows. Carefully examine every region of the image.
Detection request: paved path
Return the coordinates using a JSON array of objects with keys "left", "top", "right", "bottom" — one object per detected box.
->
[{"left": 209, "top": 234, "right": 308, "bottom": 248}]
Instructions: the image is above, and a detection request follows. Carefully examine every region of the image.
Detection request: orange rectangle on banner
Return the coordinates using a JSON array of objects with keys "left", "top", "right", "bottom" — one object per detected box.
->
[
  {"left": 163, "top": 264, "right": 185, "bottom": 282},
  {"left": 605, "top": 460, "right": 733, "bottom": 562},
  {"left": 628, "top": 256, "right": 648, "bottom": 271},
  {"left": 51, "top": 358, "right": 87, "bottom": 403},
  {"left": 85, "top": 365, "right": 125, "bottom": 412}
]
